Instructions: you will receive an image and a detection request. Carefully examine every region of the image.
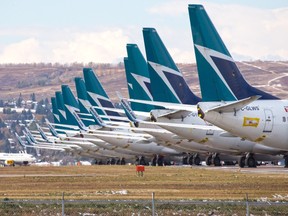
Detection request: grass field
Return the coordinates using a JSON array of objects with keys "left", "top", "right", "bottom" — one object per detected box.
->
[
  {"left": 0, "top": 165, "right": 287, "bottom": 201},
  {"left": 0, "top": 165, "right": 288, "bottom": 215}
]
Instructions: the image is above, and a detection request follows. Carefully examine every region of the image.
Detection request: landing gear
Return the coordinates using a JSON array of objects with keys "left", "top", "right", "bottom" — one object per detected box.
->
[
  {"left": 182, "top": 155, "right": 188, "bottom": 165},
  {"left": 116, "top": 159, "right": 121, "bottom": 165},
  {"left": 238, "top": 156, "right": 245, "bottom": 168},
  {"left": 193, "top": 154, "right": 201, "bottom": 165},
  {"left": 205, "top": 155, "right": 212, "bottom": 166},
  {"left": 238, "top": 154, "right": 257, "bottom": 168},
  {"left": 212, "top": 154, "right": 221, "bottom": 166},
  {"left": 156, "top": 155, "right": 164, "bottom": 166},
  {"left": 139, "top": 156, "right": 146, "bottom": 165},
  {"left": 284, "top": 156, "right": 288, "bottom": 168},
  {"left": 187, "top": 154, "right": 201, "bottom": 166},
  {"left": 120, "top": 158, "right": 126, "bottom": 165},
  {"left": 245, "top": 154, "right": 257, "bottom": 168},
  {"left": 188, "top": 154, "right": 194, "bottom": 165},
  {"left": 136, "top": 156, "right": 146, "bottom": 165}
]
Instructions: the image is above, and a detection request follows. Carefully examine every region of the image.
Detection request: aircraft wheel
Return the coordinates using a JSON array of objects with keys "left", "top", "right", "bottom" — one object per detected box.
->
[
  {"left": 139, "top": 156, "right": 146, "bottom": 165},
  {"left": 193, "top": 155, "right": 201, "bottom": 166},
  {"left": 120, "top": 158, "right": 126, "bottom": 165},
  {"left": 205, "top": 155, "right": 212, "bottom": 166},
  {"left": 188, "top": 155, "right": 194, "bottom": 165},
  {"left": 157, "top": 155, "right": 164, "bottom": 166},
  {"left": 182, "top": 156, "right": 188, "bottom": 165},
  {"left": 284, "top": 156, "right": 288, "bottom": 168},
  {"left": 151, "top": 156, "right": 157, "bottom": 166},
  {"left": 245, "top": 156, "right": 257, "bottom": 168},
  {"left": 238, "top": 156, "right": 245, "bottom": 168},
  {"left": 213, "top": 156, "right": 221, "bottom": 166}
]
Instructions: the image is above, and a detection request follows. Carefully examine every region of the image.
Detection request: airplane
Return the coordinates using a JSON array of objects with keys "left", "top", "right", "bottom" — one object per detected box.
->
[
  {"left": 128, "top": 26, "right": 284, "bottom": 167},
  {"left": 0, "top": 137, "right": 36, "bottom": 166},
  {"left": 57, "top": 69, "right": 183, "bottom": 165},
  {"left": 186, "top": 4, "right": 288, "bottom": 166}
]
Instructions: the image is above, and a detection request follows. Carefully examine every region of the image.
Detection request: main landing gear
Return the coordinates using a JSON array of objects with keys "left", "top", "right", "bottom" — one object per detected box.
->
[
  {"left": 238, "top": 153, "right": 257, "bottom": 168},
  {"left": 205, "top": 154, "right": 221, "bottom": 166}
]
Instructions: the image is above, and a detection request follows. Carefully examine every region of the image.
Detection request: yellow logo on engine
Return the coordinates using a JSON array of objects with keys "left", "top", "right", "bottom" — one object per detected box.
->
[{"left": 243, "top": 117, "right": 260, "bottom": 127}]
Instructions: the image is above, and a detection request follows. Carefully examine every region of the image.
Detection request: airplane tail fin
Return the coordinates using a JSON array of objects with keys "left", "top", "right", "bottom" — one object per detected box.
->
[
  {"left": 88, "top": 106, "right": 106, "bottom": 128},
  {"left": 25, "top": 127, "right": 37, "bottom": 144},
  {"left": 22, "top": 130, "right": 34, "bottom": 145},
  {"left": 55, "top": 91, "right": 68, "bottom": 124},
  {"left": 36, "top": 123, "right": 50, "bottom": 142},
  {"left": 188, "top": 4, "right": 278, "bottom": 101},
  {"left": 83, "top": 68, "right": 120, "bottom": 117},
  {"left": 125, "top": 44, "right": 154, "bottom": 112},
  {"left": 143, "top": 27, "right": 201, "bottom": 105},
  {"left": 45, "top": 119, "right": 59, "bottom": 138},
  {"left": 15, "top": 132, "right": 26, "bottom": 147},
  {"left": 61, "top": 85, "right": 80, "bottom": 126},
  {"left": 119, "top": 97, "right": 139, "bottom": 127},
  {"left": 75, "top": 77, "right": 91, "bottom": 114},
  {"left": 51, "top": 97, "right": 60, "bottom": 124}
]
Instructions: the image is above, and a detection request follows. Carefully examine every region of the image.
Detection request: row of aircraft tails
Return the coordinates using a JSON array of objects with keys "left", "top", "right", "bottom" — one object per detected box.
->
[{"left": 14, "top": 4, "right": 288, "bottom": 168}]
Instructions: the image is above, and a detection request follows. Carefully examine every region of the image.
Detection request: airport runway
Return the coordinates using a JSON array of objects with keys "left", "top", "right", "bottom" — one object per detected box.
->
[{"left": 0, "top": 164, "right": 287, "bottom": 178}]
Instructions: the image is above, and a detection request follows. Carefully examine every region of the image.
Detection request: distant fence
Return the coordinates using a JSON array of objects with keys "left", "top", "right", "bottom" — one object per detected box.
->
[{"left": 1, "top": 194, "right": 288, "bottom": 216}]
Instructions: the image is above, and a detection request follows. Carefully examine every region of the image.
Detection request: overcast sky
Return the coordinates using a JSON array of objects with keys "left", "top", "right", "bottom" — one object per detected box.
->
[{"left": 0, "top": 0, "right": 288, "bottom": 63}]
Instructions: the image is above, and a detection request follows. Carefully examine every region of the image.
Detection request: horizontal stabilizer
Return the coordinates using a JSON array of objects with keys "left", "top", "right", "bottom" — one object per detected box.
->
[{"left": 207, "top": 95, "right": 261, "bottom": 113}]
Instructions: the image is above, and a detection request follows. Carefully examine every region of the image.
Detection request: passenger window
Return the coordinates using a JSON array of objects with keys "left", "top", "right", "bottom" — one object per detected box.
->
[{"left": 283, "top": 117, "right": 286, "bottom": 122}]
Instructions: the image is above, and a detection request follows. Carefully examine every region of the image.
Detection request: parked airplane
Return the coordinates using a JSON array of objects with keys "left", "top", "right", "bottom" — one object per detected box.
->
[
  {"left": 0, "top": 140, "right": 36, "bottom": 166},
  {"left": 129, "top": 26, "right": 283, "bottom": 167},
  {"left": 186, "top": 4, "right": 288, "bottom": 165}
]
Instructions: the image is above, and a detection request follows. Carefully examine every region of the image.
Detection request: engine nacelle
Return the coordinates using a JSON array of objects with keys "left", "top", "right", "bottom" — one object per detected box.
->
[{"left": 5, "top": 160, "right": 15, "bottom": 166}]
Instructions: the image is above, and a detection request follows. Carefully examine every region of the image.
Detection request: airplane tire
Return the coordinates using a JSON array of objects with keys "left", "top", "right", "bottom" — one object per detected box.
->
[
  {"left": 157, "top": 156, "right": 164, "bottom": 166},
  {"left": 188, "top": 155, "right": 194, "bottom": 165},
  {"left": 205, "top": 155, "right": 212, "bottom": 166},
  {"left": 140, "top": 157, "right": 146, "bottom": 166},
  {"left": 213, "top": 156, "right": 221, "bottom": 166},
  {"left": 120, "top": 158, "right": 126, "bottom": 165},
  {"left": 182, "top": 156, "right": 188, "bottom": 165},
  {"left": 193, "top": 156, "right": 201, "bottom": 166},
  {"left": 284, "top": 156, "right": 288, "bottom": 168},
  {"left": 245, "top": 156, "right": 257, "bottom": 168},
  {"left": 238, "top": 156, "right": 245, "bottom": 168},
  {"left": 151, "top": 157, "right": 157, "bottom": 166}
]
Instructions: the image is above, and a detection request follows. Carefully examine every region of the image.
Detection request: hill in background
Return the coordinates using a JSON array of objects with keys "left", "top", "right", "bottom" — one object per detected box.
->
[{"left": 0, "top": 61, "right": 287, "bottom": 102}]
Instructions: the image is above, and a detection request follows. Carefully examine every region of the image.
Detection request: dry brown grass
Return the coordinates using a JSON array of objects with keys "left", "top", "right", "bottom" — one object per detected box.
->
[{"left": 0, "top": 165, "right": 287, "bottom": 201}]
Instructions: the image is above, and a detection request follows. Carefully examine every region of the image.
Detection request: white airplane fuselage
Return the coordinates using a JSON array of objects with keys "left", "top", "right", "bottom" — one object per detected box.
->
[
  {"left": 151, "top": 106, "right": 284, "bottom": 155},
  {"left": 198, "top": 100, "right": 288, "bottom": 152},
  {"left": 0, "top": 152, "right": 36, "bottom": 165}
]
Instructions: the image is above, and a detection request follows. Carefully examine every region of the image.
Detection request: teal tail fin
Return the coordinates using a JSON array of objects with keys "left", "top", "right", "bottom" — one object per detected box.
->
[
  {"left": 51, "top": 97, "right": 60, "bottom": 124},
  {"left": 83, "top": 68, "right": 120, "bottom": 117},
  {"left": 125, "top": 44, "right": 154, "bottom": 112},
  {"left": 143, "top": 27, "right": 201, "bottom": 105},
  {"left": 55, "top": 91, "right": 68, "bottom": 124},
  {"left": 188, "top": 4, "right": 278, "bottom": 101}
]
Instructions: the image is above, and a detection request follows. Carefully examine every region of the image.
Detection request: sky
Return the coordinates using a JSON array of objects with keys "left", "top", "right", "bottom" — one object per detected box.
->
[{"left": 0, "top": 0, "right": 288, "bottom": 64}]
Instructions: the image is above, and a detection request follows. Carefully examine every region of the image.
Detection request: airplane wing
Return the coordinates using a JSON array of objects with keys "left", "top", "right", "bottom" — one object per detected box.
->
[
  {"left": 136, "top": 119, "right": 222, "bottom": 131},
  {"left": 202, "top": 95, "right": 261, "bottom": 113},
  {"left": 128, "top": 99, "right": 195, "bottom": 112}
]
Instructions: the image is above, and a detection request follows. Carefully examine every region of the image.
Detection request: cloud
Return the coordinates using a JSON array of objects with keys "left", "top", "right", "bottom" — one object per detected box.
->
[
  {"left": 52, "top": 29, "right": 129, "bottom": 63},
  {"left": 0, "top": 1, "right": 288, "bottom": 63},
  {"left": 147, "top": 1, "right": 288, "bottom": 62},
  {"left": 0, "top": 29, "right": 130, "bottom": 63},
  {"left": 0, "top": 38, "right": 42, "bottom": 63}
]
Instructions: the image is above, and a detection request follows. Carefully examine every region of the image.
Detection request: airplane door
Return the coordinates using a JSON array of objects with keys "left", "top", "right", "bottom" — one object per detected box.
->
[
  {"left": 206, "top": 129, "right": 214, "bottom": 135},
  {"left": 263, "top": 109, "right": 273, "bottom": 132}
]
